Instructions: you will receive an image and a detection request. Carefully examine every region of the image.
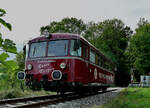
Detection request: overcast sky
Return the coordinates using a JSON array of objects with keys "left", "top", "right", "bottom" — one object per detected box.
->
[{"left": 1, "top": 0, "right": 150, "bottom": 51}]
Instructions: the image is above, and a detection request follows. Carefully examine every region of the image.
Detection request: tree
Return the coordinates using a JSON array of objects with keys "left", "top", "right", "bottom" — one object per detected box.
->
[
  {"left": 0, "top": 8, "right": 16, "bottom": 59},
  {"left": 15, "top": 51, "right": 25, "bottom": 71},
  {"left": 83, "top": 22, "right": 100, "bottom": 42},
  {"left": 127, "top": 20, "right": 150, "bottom": 81},
  {"left": 0, "top": 8, "right": 17, "bottom": 66},
  {"left": 0, "top": 8, "right": 17, "bottom": 88},
  {"left": 85, "top": 19, "right": 133, "bottom": 86},
  {"left": 40, "top": 17, "right": 86, "bottom": 35},
  {"left": 137, "top": 18, "right": 149, "bottom": 28},
  {"left": 0, "top": 8, "right": 11, "bottom": 31}
]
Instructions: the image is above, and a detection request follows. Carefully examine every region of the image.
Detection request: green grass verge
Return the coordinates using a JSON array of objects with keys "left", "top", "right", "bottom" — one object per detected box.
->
[
  {"left": 0, "top": 88, "right": 56, "bottom": 99},
  {"left": 103, "top": 87, "right": 150, "bottom": 108},
  {"left": 0, "top": 81, "right": 56, "bottom": 99}
]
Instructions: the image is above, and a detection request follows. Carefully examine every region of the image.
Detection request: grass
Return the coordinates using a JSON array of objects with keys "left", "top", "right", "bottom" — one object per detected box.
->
[
  {"left": 0, "top": 88, "right": 56, "bottom": 99},
  {"left": 0, "top": 80, "right": 56, "bottom": 99},
  {"left": 102, "top": 87, "right": 150, "bottom": 108}
]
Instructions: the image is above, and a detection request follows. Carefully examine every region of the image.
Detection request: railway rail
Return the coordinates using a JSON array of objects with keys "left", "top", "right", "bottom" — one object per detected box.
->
[{"left": 0, "top": 88, "right": 117, "bottom": 108}]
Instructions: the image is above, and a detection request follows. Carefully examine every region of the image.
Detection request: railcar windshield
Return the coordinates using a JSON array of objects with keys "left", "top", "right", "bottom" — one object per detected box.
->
[
  {"left": 48, "top": 40, "right": 68, "bottom": 56},
  {"left": 29, "top": 42, "right": 46, "bottom": 58}
]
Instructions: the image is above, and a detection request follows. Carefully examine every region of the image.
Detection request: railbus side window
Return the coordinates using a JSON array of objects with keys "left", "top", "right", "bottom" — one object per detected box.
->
[
  {"left": 104, "top": 60, "right": 107, "bottom": 69},
  {"left": 101, "top": 57, "right": 104, "bottom": 68},
  {"left": 98, "top": 55, "right": 101, "bottom": 66},
  {"left": 106, "top": 61, "right": 109, "bottom": 70},
  {"left": 95, "top": 53, "right": 99, "bottom": 65},
  {"left": 82, "top": 44, "right": 88, "bottom": 59},
  {"left": 90, "top": 49, "right": 95, "bottom": 63},
  {"left": 104, "top": 60, "right": 109, "bottom": 70},
  {"left": 70, "top": 39, "right": 81, "bottom": 56}
]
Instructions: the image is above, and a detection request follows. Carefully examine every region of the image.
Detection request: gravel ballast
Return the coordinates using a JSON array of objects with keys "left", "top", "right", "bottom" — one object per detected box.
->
[{"left": 45, "top": 87, "right": 125, "bottom": 108}]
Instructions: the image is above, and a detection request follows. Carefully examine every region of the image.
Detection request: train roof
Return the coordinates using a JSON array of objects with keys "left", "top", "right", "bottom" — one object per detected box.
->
[{"left": 29, "top": 33, "right": 114, "bottom": 64}]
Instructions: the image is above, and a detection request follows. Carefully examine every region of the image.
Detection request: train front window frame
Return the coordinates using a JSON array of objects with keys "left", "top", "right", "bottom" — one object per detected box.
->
[
  {"left": 48, "top": 39, "right": 68, "bottom": 57},
  {"left": 29, "top": 41, "right": 47, "bottom": 58}
]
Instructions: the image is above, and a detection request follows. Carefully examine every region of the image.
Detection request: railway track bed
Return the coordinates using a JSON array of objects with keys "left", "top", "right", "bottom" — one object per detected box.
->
[{"left": 0, "top": 88, "right": 122, "bottom": 108}]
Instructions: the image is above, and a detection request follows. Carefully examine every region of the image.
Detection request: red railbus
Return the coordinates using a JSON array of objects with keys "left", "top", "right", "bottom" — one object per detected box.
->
[{"left": 18, "top": 33, "right": 115, "bottom": 93}]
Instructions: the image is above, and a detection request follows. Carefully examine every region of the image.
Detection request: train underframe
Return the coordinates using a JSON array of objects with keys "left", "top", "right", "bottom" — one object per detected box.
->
[{"left": 25, "top": 79, "right": 109, "bottom": 94}]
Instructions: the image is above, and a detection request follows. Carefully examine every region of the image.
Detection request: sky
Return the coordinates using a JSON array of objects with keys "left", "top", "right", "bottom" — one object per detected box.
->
[{"left": 1, "top": 0, "right": 150, "bottom": 52}]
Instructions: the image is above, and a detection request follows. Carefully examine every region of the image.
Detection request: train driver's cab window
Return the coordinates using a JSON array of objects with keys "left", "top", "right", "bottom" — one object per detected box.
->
[
  {"left": 70, "top": 39, "right": 81, "bottom": 56},
  {"left": 29, "top": 42, "right": 46, "bottom": 58},
  {"left": 48, "top": 40, "right": 68, "bottom": 56},
  {"left": 90, "top": 49, "right": 95, "bottom": 63}
]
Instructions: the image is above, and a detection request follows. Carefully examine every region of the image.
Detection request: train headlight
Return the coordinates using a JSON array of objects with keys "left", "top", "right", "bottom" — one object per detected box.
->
[
  {"left": 27, "top": 64, "right": 33, "bottom": 70},
  {"left": 60, "top": 62, "right": 66, "bottom": 69},
  {"left": 51, "top": 70, "right": 62, "bottom": 80}
]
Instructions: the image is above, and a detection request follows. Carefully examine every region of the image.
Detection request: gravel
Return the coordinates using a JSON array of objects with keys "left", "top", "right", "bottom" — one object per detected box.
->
[{"left": 45, "top": 87, "right": 125, "bottom": 108}]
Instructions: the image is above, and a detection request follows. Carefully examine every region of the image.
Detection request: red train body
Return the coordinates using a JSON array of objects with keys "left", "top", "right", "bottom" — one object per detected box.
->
[{"left": 20, "top": 33, "right": 115, "bottom": 93}]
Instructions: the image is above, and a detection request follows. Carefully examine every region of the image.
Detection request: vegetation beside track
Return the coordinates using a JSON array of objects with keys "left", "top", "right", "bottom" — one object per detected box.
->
[
  {"left": 0, "top": 84, "right": 56, "bottom": 99},
  {"left": 98, "top": 87, "right": 150, "bottom": 108}
]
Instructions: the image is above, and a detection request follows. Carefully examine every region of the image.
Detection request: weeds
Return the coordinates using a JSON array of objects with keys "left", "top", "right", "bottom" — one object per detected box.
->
[{"left": 0, "top": 79, "right": 56, "bottom": 99}]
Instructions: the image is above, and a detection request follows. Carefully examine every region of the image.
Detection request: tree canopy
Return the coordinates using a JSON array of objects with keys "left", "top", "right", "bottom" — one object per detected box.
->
[
  {"left": 0, "top": 8, "right": 18, "bottom": 88},
  {"left": 127, "top": 19, "right": 150, "bottom": 81},
  {"left": 40, "top": 17, "right": 86, "bottom": 35},
  {"left": 89, "top": 19, "right": 133, "bottom": 86},
  {"left": 0, "top": 8, "right": 16, "bottom": 56}
]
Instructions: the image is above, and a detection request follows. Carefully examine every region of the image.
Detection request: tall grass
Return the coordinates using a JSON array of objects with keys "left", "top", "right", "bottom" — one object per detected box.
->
[
  {"left": 0, "top": 79, "right": 56, "bottom": 99},
  {"left": 104, "top": 87, "right": 150, "bottom": 108}
]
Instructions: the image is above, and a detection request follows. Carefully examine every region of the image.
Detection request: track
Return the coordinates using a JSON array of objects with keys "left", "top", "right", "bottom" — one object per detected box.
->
[{"left": 0, "top": 88, "right": 117, "bottom": 108}]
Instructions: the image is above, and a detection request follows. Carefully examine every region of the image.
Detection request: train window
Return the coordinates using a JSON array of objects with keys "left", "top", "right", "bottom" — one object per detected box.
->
[
  {"left": 70, "top": 39, "right": 81, "bottom": 56},
  {"left": 98, "top": 56, "right": 101, "bottom": 66},
  {"left": 104, "top": 60, "right": 107, "bottom": 69},
  {"left": 82, "top": 44, "right": 88, "bottom": 59},
  {"left": 90, "top": 49, "right": 95, "bottom": 63},
  {"left": 29, "top": 42, "right": 47, "bottom": 58},
  {"left": 95, "top": 53, "right": 98, "bottom": 65},
  {"left": 101, "top": 57, "right": 104, "bottom": 67},
  {"left": 106, "top": 62, "right": 109, "bottom": 70},
  {"left": 48, "top": 40, "right": 68, "bottom": 56}
]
